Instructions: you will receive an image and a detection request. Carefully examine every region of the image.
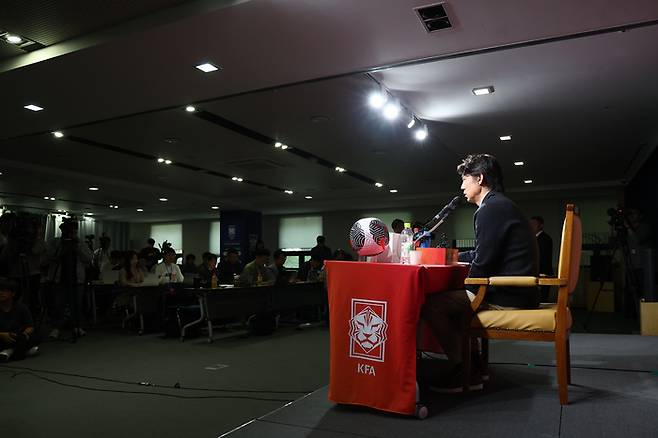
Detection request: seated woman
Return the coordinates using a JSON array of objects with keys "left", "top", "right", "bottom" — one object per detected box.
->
[
  {"left": 0, "top": 278, "right": 39, "bottom": 362},
  {"left": 118, "top": 251, "right": 145, "bottom": 287}
]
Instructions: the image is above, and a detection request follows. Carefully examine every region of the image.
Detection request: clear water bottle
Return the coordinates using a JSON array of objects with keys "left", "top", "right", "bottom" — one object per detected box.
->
[{"left": 400, "top": 222, "right": 414, "bottom": 265}]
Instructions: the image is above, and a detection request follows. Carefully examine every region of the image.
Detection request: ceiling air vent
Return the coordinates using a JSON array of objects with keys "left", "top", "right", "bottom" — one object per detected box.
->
[{"left": 415, "top": 3, "right": 452, "bottom": 33}]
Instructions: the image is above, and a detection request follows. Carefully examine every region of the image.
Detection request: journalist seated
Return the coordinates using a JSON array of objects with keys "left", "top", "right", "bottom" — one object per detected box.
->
[
  {"left": 237, "top": 248, "right": 275, "bottom": 287},
  {"left": 197, "top": 252, "right": 219, "bottom": 287},
  {"left": 0, "top": 278, "right": 39, "bottom": 362},
  {"left": 298, "top": 255, "right": 324, "bottom": 282},
  {"left": 154, "top": 247, "right": 184, "bottom": 285},
  {"left": 217, "top": 248, "right": 243, "bottom": 283},
  {"left": 268, "top": 249, "right": 291, "bottom": 286}
]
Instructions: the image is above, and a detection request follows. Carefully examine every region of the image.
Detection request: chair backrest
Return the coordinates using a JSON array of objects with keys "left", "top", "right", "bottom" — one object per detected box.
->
[{"left": 556, "top": 204, "right": 582, "bottom": 294}]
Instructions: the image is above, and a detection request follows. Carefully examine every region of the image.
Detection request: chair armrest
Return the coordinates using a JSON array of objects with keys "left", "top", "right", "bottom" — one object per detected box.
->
[
  {"left": 488, "top": 276, "right": 538, "bottom": 287},
  {"left": 464, "top": 278, "right": 489, "bottom": 285},
  {"left": 537, "top": 277, "right": 568, "bottom": 286}
]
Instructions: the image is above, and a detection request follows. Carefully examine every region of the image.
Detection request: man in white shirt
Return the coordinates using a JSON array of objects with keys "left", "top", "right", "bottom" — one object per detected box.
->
[{"left": 154, "top": 247, "right": 184, "bottom": 285}]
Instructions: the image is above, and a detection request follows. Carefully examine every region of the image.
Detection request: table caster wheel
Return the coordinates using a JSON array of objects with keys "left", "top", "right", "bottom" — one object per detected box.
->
[{"left": 415, "top": 404, "right": 428, "bottom": 420}]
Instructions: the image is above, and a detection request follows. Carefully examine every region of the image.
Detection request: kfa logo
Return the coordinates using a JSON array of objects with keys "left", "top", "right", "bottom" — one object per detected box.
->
[{"left": 349, "top": 298, "right": 388, "bottom": 362}]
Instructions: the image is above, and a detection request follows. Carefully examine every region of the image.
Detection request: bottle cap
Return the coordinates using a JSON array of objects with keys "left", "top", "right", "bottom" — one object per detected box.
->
[{"left": 404, "top": 222, "right": 411, "bottom": 228}]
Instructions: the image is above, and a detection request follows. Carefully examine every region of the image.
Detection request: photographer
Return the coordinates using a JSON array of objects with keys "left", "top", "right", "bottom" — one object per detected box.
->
[{"left": 45, "top": 218, "right": 92, "bottom": 339}]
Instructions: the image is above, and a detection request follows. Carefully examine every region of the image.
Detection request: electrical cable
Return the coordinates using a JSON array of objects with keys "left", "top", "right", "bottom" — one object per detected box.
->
[
  {"left": 0, "top": 364, "right": 314, "bottom": 394},
  {"left": 0, "top": 370, "right": 297, "bottom": 402}
]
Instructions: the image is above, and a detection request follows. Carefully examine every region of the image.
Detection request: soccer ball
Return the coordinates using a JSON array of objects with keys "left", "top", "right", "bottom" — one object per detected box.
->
[{"left": 350, "top": 218, "right": 390, "bottom": 257}]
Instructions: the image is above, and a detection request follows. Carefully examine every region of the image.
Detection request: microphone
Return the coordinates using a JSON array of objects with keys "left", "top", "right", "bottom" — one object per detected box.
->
[{"left": 431, "top": 196, "right": 462, "bottom": 223}]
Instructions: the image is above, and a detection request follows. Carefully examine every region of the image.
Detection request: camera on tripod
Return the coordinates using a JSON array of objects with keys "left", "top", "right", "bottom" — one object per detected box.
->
[{"left": 606, "top": 207, "right": 627, "bottom": 234}]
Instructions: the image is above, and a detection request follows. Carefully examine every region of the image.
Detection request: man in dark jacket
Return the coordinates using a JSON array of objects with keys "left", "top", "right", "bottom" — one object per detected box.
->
[{"left": 422, "top": 154, "right": 538, "bottom": 393}]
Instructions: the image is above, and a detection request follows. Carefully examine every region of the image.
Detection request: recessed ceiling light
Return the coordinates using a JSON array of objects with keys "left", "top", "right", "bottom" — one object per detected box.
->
[
  {"left": 524, "top": 179, "right": 533, "bottom": 184},
  {"left": 514, "top": 161, "right": 525, "bottom": 166},
  {"left": 49, "top": 197, "right": 55, "bottom": 201},
  {"left": 195, "top": 62, "right": 219, "bottom": 73},
  {"left": 88, "top": 187, "right": 99, "bottom": 191},
  {"left": 500, "top": 135, "right": 512, "bottom": 141},
  {"left": 159, "top": 198, "right": 168, "bottom": 202},
  {"left": 389, "top": 189, "right": 398, "bottom": 193},
  {"left": 231, "top": 176, "right": 243, "bottom": 182},
  {"left": 284, "top": 190, "right": 294, "bottom": 194},
  {"left": 136, "top": 208, "right": 144, "bottom": 212},
  {"left": 274, "top": 142, "right": 282, "bottom": 148},
  {"left": 43, "top": 196, "right": 49, "bottom": 200},
  {"left": 211, "top": 206, "right": 220, "bottom": 210},
  {"left": 24, "top": 104, "right": 44, "bottom": 112},
  {"left": 185, "top": 105, "right": 196, "bottom": 112},
  {"left": 472, "top": 86, "right": 495, "bottom": 96},
  {"left": 335, "top": 166, "right": 346, "bottom": 173},
  {"left": 5, "top": 34, "right": 23, "bottom": 44},
  {"left": 305, "top": 196, "right": 313, "bottom": 199},
  {"left": 53, "top": 131, "right": 64, "bottom": 138},
  {"left": 164, "top": 159, "right": 172, "bottom": 165},
  {"left": 375, "top": 182, "right": 383, "bottom": 188},
  {"left": 407, "top": 117, "right": 416, "bottom": 129}
]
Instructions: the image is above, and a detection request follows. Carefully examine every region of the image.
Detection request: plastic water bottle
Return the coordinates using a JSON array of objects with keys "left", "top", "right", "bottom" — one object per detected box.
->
[{"left": 400, "top": 222, "right": 414, "bottom": 265}]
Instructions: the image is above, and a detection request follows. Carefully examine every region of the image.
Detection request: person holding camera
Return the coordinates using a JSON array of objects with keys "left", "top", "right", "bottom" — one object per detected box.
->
[
  {"left": 0, "top": 278, "right": 40, "bottom": 361},
  {"left": 45, "top": 219, "right": 92, "bottom": 340}
]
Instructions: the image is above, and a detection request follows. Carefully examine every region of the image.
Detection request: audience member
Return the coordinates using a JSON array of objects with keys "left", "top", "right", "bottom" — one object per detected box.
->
[
  {"left": 332, "top": 248, "right": 354, "bottom": 261},
  {"left": 181, "top": 254, "right": 197, "bottom": 275},
  {"left": 391, "top": 219, "right": 405, "bottom": 234},
  {"left": 0, "top": 278, "right": 39, "bottom": 362},
  {"left": 198, "top": 252, "right": 219, "bottom": 287},
  {"left": 154, "top": 247, "right": 184, "bottom": 285},
  {"left": 217, "top": 248, "right": 243, "bottom": 284},
  {"left": 45, "top": 218, "right": 92, "bottom": 339},
  {"left": 310, "top": 235, "right": 332, "bottom": 262},
  {"left": 268, "top": 249, "right": 290, "bottom": 285},
  {"left": 118, "top": 251, "right": 145, "bottom": 287},
  {"left": 92, "top": 235, "right": 112, "bottom": 272},
  {"left": 98, "top": 250, "right": 123, "bottom": 284},
  {"left": 138, "top": 238, "right": 161, "bottom": 271},
  {"left": 530, "top": 216, "right": 554, "bottom": 302},
  {"left": 298, "top": 255, "right": 324, "bottom": 282},
  {"left": 237, "top": 248, "right": 274, "bottom": 287}
]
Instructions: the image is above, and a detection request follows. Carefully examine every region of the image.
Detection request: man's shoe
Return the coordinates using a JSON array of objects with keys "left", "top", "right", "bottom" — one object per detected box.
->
[
  {"left": 48, "top": 328, "right": 59, "bottom": 339},
  {"left": 430, "top": 368, "right": 484, "bottom": 394},
  {"left": 27, "top": 346, "right": 40, "bottom": 357},
  {"left": 0, "top": 348, "right": 14, "bottom": 362}
]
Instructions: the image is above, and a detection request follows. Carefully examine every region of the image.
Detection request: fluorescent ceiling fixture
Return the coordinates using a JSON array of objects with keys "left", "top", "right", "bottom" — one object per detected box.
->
[
  {"left": 196, "top": 62, "right": 219, "bottom": 73},
  {"left": 284, "top": 190, "right": 294, "bottom": 194},
  {"left": 368, "top": 91, "right": 387, "bottom": 109},
  {"left": 136, "top": 208, "right": 144, "bottom": 212},
  {"left": 211, "top": 206, "right": 220, "bottom": 210},
  {"left": 374, "top": 182, "right": 383, "bottom": 188},
  {"left": 407, "top": 117, "right": 416, "bottom": 129},
  {"left": 157, "top": 158, "right": 165, "bottom": 163},
  {"left": 24, "top": 104, "right": 44, "bottom": 112},
  {"left": 274, "top": 142, "right": 282, "bottom": 148},
  {"left": 514, "top": 161, "right": 525, "bottom": 166},
  {"left": 6, "top": 34, "right": 23, "bottom": 44},
  {"left": 305, "top": 196, "right": 313, "bottom": 199},
  {"left": 414, "top": 126, "right": 428, "bottom": 141},
  {"left": 389, "top": 189, "right": 398, "bottom": 193},
  {"left": 88, "top": 187, "right": 99, "bottom": 191},
  {"left": 231, "top": 176, "right": 243, "bottom": 182},
  {"left": 382, "top": 102, "right": 400, "bottom": 120},
  {"left": 159, "top": 197, "right": 168, "bottom": 202},
  {"left": 524, "top": 179, "right": 533, "bottom": 184},
  {"left": 499, "top": 135, "right": 512, "bottom": 141},
  {"left": 335, "top": 166, "right": 346, "bottom": 173},
  {"left": 185, "top": 105, "right": 196, "bottom": 112},
  {"left": 164, "top": 159, "right": 172, "bottom": 165},
  {"left": 53, "top": 131, "right": 64, "bottom": 138},
  {"left": 472, "top": 86, "right": 495, "bottom": 96}
]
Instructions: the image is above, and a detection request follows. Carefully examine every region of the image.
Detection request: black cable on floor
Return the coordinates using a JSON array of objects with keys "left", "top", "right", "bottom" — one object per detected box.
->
[
  {"left": 0, "top": 364, "right": 313, "bottom": 393},
  {"left": 0, "top": 370, "right": 295, "bottom": 402},
  {"left": 487, "top": 362, "right": 657, "bottom": 374}
]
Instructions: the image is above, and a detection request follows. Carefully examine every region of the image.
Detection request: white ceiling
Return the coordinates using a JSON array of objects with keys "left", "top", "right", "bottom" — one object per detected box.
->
[{"left": 1, "top": 0, "right": 658, "bottom": 221}]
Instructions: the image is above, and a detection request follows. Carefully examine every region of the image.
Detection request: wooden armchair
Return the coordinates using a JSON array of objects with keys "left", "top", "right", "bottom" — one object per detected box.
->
[{"left": 462, "top": 204, "right": 582, "bottom": 405}]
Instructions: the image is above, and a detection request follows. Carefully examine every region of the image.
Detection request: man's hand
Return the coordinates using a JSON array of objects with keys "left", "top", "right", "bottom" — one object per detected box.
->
[{"left": 0, "top": 332, "right": 16, "bottom": 344}]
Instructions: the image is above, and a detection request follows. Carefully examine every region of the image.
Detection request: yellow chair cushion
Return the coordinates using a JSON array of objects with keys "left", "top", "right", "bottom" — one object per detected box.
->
[{"left": 472, "top": 304, "right": 571, "bottom": 332}]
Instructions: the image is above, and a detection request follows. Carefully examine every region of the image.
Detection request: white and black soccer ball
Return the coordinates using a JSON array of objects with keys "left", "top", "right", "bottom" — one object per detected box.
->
[{"left": 350, "top": 217, "right": 390, "bottom": 257}]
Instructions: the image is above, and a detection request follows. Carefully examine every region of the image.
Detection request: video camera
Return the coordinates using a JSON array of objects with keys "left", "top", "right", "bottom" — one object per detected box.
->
[{"left": 606, "top": 207, "right": 626, "bottom": 230}]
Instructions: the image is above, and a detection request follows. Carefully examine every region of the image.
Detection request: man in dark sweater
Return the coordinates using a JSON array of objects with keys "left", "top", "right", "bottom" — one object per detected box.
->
[
  {"left": 0, "top": 278, "right": 39, "bottom": 362},
  {"left": 422, "top": 154, "right": 538, "bottom": 393}
]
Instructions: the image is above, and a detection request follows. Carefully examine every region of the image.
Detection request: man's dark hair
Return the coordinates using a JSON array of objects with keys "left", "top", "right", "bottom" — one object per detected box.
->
[
  {"left": 530, "top": 216, "right": 545, "bottom": 225},
  {"left": 147, "top": 238, "right": 155, "bottom": 245},
  {"left": 185, "top": 254, "right": 196, "bottom": 261},
  {"left": 457, "top": 154, "right": 505, "bottom": 192},
  {"left": 273, "top": 249, "right": 285, "bottom": 259},
  {"left": 254, "top": 248, "right": 270, "bottom": 257},
  {"left": 391, "top": 219, "right": 404, "bottom": 230},
  {"left": 316, "top": 235, "right": 326, "bottom": 244},
  {"left": 226, "top": 248, "right": 239, "bottom": 256},
  {"left": 202, "top": 252, "right": 217, "bottom": 262}
]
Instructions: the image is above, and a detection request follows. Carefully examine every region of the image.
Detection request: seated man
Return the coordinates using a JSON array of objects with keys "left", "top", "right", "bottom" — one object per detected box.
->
[
  {"left": 268, "top": 249, "right": 291, "bottom": 286},
  {"left": 181, "top": 253, "right": 198, "bottom": 275},
  {"left": 237, "top": 248, "right": 274, "bottom": 287},
  {"left": 197, "top": 252, "right": 218, "bottom": 288},
  {"left": 298, "top": 255, "right": 324, "bottom": 282},
  {"left": 217, "top": 248, "right": 243, "bottom": 284},
  {"left": 0, "top": 278, "right": 39, "bottom": 362},
  {"left": 154, "top": 247, "right": 184, "bottom": 285},
  {"left": 422, "top": 154, "right": 538, "bottom": 393}
]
